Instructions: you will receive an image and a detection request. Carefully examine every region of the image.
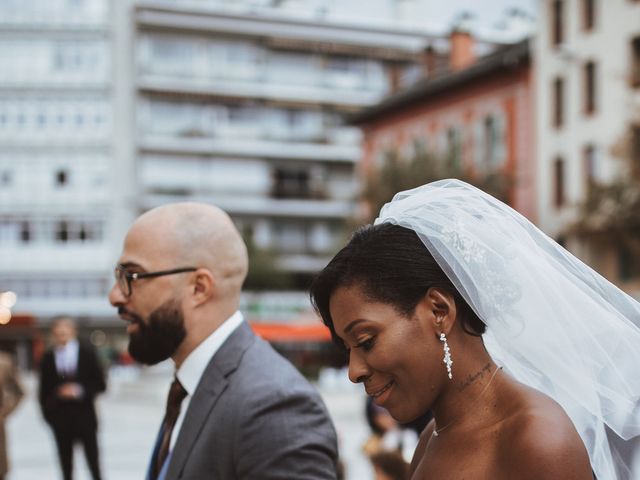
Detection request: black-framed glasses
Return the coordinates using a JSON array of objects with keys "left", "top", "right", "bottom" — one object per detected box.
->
[{"left": 114, "top": 264, "right": 197, "bottom": 297}]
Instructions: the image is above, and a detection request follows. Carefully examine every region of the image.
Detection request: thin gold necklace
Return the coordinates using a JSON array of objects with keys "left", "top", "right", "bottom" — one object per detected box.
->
[{"left": 432, "top": 366, "right": 503, "bottom": 437}]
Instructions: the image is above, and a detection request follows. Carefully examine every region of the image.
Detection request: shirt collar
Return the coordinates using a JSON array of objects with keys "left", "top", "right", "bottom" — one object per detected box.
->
[
  {"left": 176, "top": 311, "right": 244, "bottom": 396},
  {"left": 57, "top": 339, "right": 78, "bottom": 354}
]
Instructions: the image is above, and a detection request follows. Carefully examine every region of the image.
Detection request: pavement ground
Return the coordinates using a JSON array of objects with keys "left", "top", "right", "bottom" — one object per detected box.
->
[{"left": 6, "top": 365, "right": 373, "bottom": 480}]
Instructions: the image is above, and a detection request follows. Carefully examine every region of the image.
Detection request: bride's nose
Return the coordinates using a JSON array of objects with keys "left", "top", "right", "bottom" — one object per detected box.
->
[{"left": 348, "top": 349, "right": 371, "bottom": 384}]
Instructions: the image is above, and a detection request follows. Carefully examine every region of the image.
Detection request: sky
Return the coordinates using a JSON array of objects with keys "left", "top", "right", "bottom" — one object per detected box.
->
[
  {"left": 235, "top": 0, "right": 540, "bottom": 42},
  {"left": 406, "top": 0, "right": 539, "bottom": 40}
]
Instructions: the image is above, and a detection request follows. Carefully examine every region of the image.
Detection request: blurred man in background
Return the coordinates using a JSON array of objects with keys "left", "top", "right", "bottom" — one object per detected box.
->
[{"left": 38, "top": 317, "right": 106, "bottom": 480}]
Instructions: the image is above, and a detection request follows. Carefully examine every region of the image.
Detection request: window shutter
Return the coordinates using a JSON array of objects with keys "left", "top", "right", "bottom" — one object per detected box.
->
[
  {"left": 474, "top": 119, "right": 485, "bottom": 168},
  {"left": 494, "top": 113, "right": 507, "bottom": 167}
]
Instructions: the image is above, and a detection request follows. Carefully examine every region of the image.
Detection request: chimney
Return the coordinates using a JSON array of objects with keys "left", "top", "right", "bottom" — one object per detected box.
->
[
  {"left": 449, "top": 26, "right": 475, "bottom": 71},
  {"left": 388, "top": 62, "right": 403, "bottom": 94},
  {"left": 421, "top": 45, "right": 438, "bottom": 77}
]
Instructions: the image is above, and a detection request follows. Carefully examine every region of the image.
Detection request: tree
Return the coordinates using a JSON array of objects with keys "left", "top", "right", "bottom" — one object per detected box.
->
[
  {"left": 570, "top": 126, "right": 640, "bottom": 275},
  {"left": 359, "top": 146, "right": 512, "bottom": 224},
  {"left": 242, "top": 234, "right": 294, "bottom": 291}
]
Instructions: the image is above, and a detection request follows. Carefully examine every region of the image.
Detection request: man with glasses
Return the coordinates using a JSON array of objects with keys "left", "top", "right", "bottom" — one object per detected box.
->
[{"left": 109, "top": 202, "right": 338, "bottom": 480}]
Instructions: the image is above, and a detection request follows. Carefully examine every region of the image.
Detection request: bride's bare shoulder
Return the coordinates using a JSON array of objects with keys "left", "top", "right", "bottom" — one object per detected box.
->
[{"left": 497, "top": 385, "right": 592, "bottom": 479}]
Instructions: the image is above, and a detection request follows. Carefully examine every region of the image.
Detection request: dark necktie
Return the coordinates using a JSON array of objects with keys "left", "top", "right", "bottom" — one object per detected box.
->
[{"left": 153, "top": 377, "right": 187, "bottom": 479}]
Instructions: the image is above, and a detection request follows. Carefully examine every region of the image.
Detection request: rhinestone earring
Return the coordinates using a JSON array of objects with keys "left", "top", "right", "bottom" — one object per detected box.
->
[{"left": 440, "top": 333, "right": 453, "bottom": 379}]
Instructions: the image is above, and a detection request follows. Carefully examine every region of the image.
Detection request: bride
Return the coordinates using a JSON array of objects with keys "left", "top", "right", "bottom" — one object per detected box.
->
[{"left": 310, "top": 179, "right": 640, "bottom": 479}]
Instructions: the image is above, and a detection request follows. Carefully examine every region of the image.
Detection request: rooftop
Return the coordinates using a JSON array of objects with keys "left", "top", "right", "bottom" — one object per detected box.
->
[{"left": 350, "top": 37, "right": 531, "bottom": 125}]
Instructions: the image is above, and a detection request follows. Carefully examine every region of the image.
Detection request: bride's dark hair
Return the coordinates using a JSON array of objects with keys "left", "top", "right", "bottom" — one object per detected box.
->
[{"left": 310, "top": 223, "right": 486, "bottom": 345}]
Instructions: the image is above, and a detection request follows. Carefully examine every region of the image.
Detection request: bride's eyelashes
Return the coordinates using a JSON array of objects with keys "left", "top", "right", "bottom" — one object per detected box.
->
[{"left": 354, "top": 336, "right": 376, "bottom": 352}]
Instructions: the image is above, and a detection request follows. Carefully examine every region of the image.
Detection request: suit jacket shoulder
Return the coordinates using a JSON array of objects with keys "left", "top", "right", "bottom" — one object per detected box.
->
[{"left": 167, "top": 321, "right": 339, "bottom": 480}]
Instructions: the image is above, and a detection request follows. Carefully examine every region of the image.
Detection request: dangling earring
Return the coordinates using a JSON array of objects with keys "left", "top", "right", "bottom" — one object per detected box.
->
[{"left": 440, "top": 333, "right": 453, "bottom": 380}]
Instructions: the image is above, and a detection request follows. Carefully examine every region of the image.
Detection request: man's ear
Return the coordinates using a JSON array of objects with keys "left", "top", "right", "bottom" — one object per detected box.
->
[
  {"left": 191, "top": 269, "right": 215, "bottom": 306},
  {"left": 420, "top": 287, "right": 457, "bottom": 336}
]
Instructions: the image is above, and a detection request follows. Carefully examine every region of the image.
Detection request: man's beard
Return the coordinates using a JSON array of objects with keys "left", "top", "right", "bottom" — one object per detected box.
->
[{"left": 125, "top": 299, "right": 187, "bottom": 365}]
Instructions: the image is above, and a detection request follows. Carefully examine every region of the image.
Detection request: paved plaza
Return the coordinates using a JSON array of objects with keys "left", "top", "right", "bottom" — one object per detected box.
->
[{"left": 7, "top": 365, "right": 373, "bottom": 480}]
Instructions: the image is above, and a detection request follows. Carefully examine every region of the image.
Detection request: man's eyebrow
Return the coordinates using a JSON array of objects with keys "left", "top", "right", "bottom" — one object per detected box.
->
[{"left": 118, "top": 262, "right": 143, "bottom": 269}]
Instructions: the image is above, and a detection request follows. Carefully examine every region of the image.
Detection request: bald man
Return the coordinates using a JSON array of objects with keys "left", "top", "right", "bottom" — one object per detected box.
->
[{"left": 109, "top": 203, "right": 339, "bottom": 480}]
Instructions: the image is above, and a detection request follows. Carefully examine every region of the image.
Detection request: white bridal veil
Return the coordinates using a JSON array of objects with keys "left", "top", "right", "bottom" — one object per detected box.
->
[{"left": 375, "top": 179, "right": 640, "bottom": 479}]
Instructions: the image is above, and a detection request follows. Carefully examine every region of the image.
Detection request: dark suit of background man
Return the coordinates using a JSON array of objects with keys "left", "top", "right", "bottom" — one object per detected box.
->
[
  {"left": 39, "top": 317, "right": 106, "bottom": 480},
  {"left": 109, "top": 202, "right": 339, "bottom": 480}
]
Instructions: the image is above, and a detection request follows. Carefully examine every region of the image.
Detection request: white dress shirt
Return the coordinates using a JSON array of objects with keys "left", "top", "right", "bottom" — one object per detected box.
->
[
  {"left": 54, "top": 339, "right": 79, "bottom": 376},
  {"left": 170, "top": 311, "right": 244, "bottom": 450}
]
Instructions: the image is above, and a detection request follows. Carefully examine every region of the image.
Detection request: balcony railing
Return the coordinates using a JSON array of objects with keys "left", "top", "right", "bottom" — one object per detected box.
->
[
  {"left": 138, "top": 135, "right": 360, "bottom": 163},
  {"left": 138, "top": 74, "right": 383, "bottom": 107},
  {"left": 141, "top": 193, "right": 354, "bottom": 219}
]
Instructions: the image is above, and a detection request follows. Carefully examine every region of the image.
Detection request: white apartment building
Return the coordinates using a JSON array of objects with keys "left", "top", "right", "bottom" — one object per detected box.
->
[
  {"left": 535, "top": 0, "right": 640, "bottom": 286},
  {"left": 118, "top": 0, "right": 438, "bottom": 288},
  {"left": 0, "top": 0, "right": 438, "bottom": 327},
  {"left": 0, "top": 0, "right": 116, "bottom": 321}
]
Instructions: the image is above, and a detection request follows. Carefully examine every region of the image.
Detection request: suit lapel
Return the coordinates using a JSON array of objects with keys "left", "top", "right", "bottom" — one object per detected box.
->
[
  {"left": 165, "top": 322, "right": 256, "bottom": 479},
  {"left": 73, "top": 346, "right": 84, "bottom": 379},
  {"left": 146, "top": 424, "right": 164, "bottom": 480}
]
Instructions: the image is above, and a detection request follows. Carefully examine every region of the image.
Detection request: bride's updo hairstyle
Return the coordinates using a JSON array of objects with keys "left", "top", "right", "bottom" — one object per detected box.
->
[{"left": 310, "top": 223, "right": 486, "bottom": 345}]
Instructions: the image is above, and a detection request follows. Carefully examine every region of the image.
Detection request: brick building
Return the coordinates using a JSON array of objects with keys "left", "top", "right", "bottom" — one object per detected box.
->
[{"left": 351, "top": 31, "right": 536, "bottom": 221}]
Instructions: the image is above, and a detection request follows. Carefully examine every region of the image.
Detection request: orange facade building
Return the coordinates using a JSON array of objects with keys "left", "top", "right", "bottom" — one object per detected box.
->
[{"left": 351, "top": 33, "right": 536, "bottom": 221}]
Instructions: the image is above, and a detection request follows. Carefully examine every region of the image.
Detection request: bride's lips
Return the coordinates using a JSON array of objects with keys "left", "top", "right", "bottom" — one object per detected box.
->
[{"left": 367, "top": 380, "right": 395, "bottom": 399}]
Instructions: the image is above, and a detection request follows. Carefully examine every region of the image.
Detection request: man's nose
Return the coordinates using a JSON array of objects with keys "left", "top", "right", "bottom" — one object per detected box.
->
[{"left": 108, "top": 282, "right": 125, "bottom": 306}]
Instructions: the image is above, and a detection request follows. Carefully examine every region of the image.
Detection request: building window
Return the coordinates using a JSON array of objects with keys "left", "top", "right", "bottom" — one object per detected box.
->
[
  {"left": 272, "top": 221, "right": 308, "bottom": 253},
  {"left": 77, "top": 220, "right": 103, "bottom": 242},
  {"left": 79, "top": 225, "right": 88, "bottom": 242},
  {"left": 483, "top": 116, "right": 496, "bottom": 166},
  {"left": 584, "top": 61, "right": 597, "bottom": 115},
  {"left": 20, "top": 221, "right": 30, "bottom": 243},
  {"left": 618, "top": 246, "right": 640, "bottom": 281},
  {"left": 631, "top": 36, "right": 640, "bottom": 88},
  {"left": 632, "top": 125, "right": 640, "bottom": 170},
  {"left": 273, "top": 168, "right": 311, "bottom": 199},
  {"left": 582, "top": 0, "right": 595, "bottom": 31},
  {"left": 551, "top": 0, "right": 564, "bottom": 46},
  {"left": 0, "top": 170, "right": 11, "bottom": 186},
  {"left": 553, "top": 157, "right": 565, "bottom": 208},
  {"left": 55, "top": 221, "right": 69, "bottom": 242},
  {"left": 55, "top": 169, "right": 68, "bottom": 187},
  {"left": 446, "top": 127, "right": 462, "bottom": 169},
  {"left": 553, "top": 77, "right": 564, "bottom": 128},
  {"left": 583, "top": 144, "right": 597, "bottom": 188}
]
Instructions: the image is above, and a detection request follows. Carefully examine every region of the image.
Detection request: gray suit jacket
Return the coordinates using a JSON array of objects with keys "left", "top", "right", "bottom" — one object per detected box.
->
[{"left": 163, "top": 321, "right": 339, "bottom": 479}]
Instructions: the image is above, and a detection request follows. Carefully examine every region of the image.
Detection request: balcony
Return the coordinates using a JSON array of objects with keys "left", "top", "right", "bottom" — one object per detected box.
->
[
  {"left": 135, "top": 4, "right": 430, "bottom": 55},
  {"left": 0, "top": 0, "right": 108, "bottom": 31},
  {"left": 12, "top": 296, "right": 114, "bottom": 317},
  {"left": 138, "top": 75, "right": 383, "bottom": 108},
  {"left": 141, "top": 193, "right": 354, "bottom": 219},
  {"left": 0, "top": 244, "right": 113, "bottom": 272},
  {"left": 138, "top": 134, "right": 360, "bottom": 163},
  {"left": 276, "top": 253, "right": 334, "bottom": 274}
]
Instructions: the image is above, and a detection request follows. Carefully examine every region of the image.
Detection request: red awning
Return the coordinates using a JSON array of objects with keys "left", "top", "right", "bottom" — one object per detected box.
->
[{"left": 251, "top": 323, "right": 332, "bottom": 343}]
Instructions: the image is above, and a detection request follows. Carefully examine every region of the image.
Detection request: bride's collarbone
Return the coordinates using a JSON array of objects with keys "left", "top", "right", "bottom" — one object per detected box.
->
[{"left": 412, "top": 423, "right": 505, "bottom": 479}]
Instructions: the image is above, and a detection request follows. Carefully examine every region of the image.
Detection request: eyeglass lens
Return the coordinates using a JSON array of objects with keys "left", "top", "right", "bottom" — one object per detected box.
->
[{"left": 115, "top": 267, "right": 131, "bottom": 297}]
